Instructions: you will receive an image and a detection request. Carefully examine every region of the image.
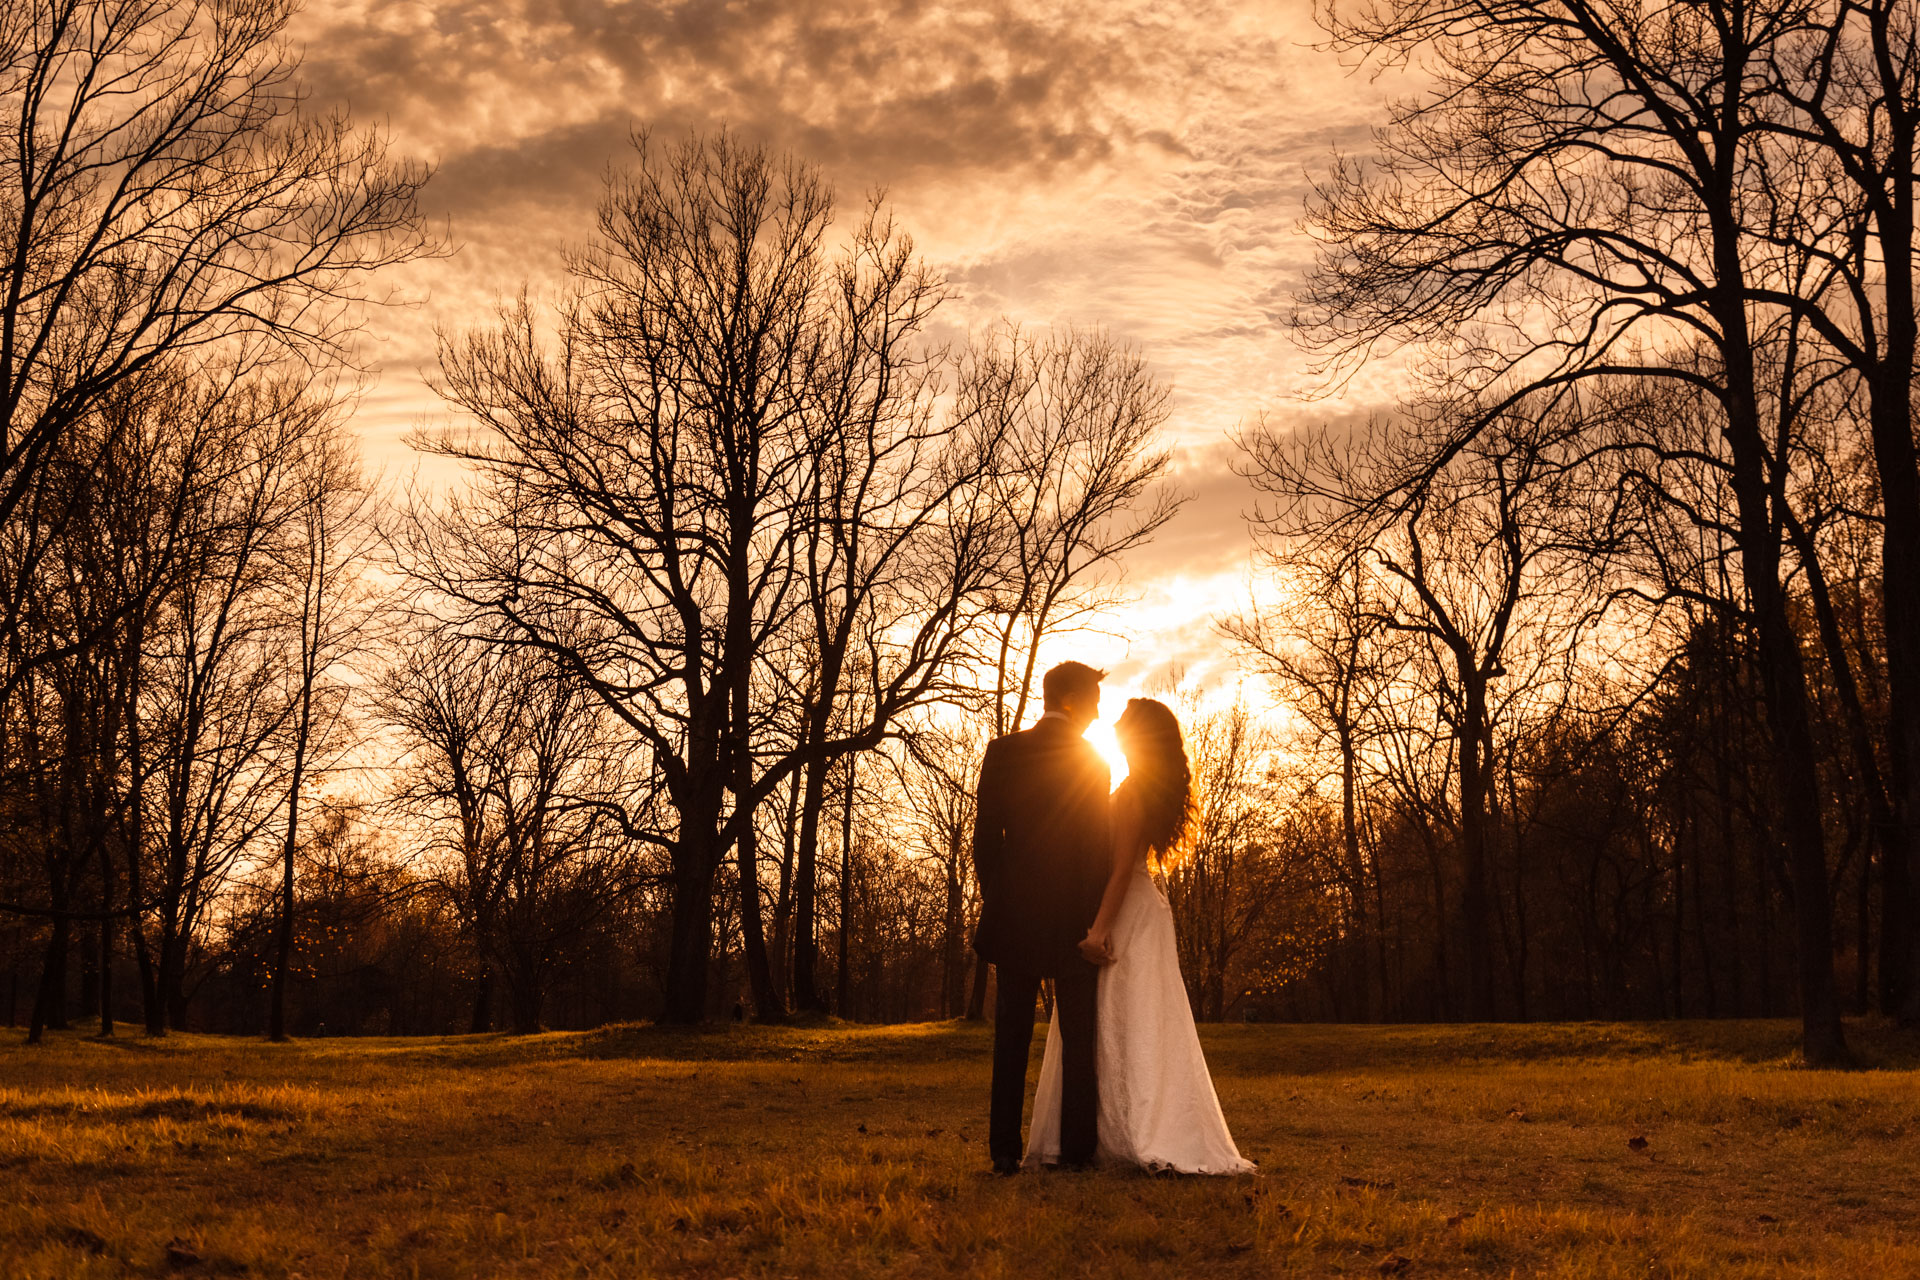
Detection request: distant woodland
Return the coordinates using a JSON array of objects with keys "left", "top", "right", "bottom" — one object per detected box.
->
[{"left": 4, "top": 0, "right": 1919, "bottom": 1067}]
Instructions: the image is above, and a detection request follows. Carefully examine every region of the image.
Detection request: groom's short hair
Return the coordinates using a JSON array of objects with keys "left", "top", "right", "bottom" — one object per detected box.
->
[{"left": 1042, "top": 661, "right": 1106, "bottom": 710}]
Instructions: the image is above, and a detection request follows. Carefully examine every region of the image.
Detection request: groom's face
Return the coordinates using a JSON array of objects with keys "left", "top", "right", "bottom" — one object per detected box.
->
[{"left": 1065, "top": 687, "right": 1100, "bottom": 733}]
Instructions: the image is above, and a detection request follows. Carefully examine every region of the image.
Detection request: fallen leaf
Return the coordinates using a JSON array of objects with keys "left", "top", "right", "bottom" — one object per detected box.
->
[{"left": 1378, "top": 1253, "right": 1413, "bottom": 1274}]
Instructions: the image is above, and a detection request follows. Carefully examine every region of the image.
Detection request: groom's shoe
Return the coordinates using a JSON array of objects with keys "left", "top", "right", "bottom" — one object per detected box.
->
[{"left": 992, "top": 1157, "right": 1020, "bottom": 1177}]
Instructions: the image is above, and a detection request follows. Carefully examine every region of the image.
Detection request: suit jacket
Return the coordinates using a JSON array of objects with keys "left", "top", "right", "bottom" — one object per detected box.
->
[{"left": 970, "top": 715, "right": 1112, "bottom": 977}]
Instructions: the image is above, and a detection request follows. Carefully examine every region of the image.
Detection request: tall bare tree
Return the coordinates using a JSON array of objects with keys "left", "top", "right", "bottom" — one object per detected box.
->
[
  {"left": 0, "top": 0, "right": 433, "bottom": 717},
  {"left": 1225, "top": 554, "right": 1396, "bottom": 1018},
  {"left": 1755, "top": 2, "right": 1920, "bottom": 1016},
  {"left": 268, "top": 420, "right": 378, "bottom": 1042},
  {"left": 381, "top": 627, "right": 652, "bottom": 1034},
  {"left": 778, "top": 212, "right": 1007, "bottom": 1016},
  {"left": 416, "top": 132, "right": 1004, "bottom": 1024},
  {"left": 1305, "top": 0, "right": 1853, "bottom": 1061},
  {"left": 961, "top": 325, "right": 1183, "bottom": 737}
]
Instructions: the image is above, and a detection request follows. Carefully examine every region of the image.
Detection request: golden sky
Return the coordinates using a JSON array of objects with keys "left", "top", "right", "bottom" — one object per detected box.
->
[{"left": 294, "top": 0, "right": 1407, "bottom": 721}]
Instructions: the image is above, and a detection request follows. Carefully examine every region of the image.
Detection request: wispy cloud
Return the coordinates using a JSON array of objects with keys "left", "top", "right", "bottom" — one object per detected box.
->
[{"left": 298, "top": 0, "right": 1411, "bottom": 692}]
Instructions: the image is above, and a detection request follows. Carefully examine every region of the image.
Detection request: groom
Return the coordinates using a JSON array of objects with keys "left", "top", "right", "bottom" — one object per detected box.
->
[{"left": 972, "top": 660, "right": 1112, "bottom": 1175}]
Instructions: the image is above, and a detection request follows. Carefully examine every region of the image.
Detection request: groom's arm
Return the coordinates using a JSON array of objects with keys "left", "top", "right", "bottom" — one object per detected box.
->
[
  {"left": 1087, "top": 752, "right": 1111, "bottom": 854},
  {"left": 971, "top": 739, "right": 1011, "bottom": 899}
]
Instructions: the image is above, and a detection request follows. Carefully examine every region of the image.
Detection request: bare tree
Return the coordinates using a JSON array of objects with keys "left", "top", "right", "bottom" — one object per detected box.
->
[
  {"left": 0, "top": 0, "right": 434, "bottom": 716},
  {"left": 1225, "top": 554, "right": 1396, "bottom": 1018},
  {"left": 778, "top": 219, "right": 1007, "bottom": 1014},
  {"left": 961, "top": 325, "right": 1183, "bottom": 737},
  {"left": 896, "top": 723, "right": 983, "bottom": 1018},
  {"left": 137, "top": 378, "right": 333, "bottom": 1033},
  {"left": 1756, "top": 2, "right": 1920, "bottom": 1017},
  {"left": 380, "top": 627, "right": 651, "bottom": 1034},
  {"left": 1240, "top": 409, "right": 1595, "bottom": 1020},
  {"left": 1304, "top": 0, "right": 1853, "bottom": 1061},
  {"left": 269, "top": 420, "right": 379, "bottom": 1042},
  {"left": 416, "top": 132, "right": 1004, "bottom": 1024}
]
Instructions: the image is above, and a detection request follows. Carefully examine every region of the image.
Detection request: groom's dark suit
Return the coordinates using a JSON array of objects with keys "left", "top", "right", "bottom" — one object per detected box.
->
[{"left": 972, "top": 712, "right": 1111, "bottom": 1168}]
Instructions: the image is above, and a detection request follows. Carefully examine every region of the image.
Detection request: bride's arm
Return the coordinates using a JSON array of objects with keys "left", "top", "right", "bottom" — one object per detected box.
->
[{"left": 1079, "top": 787, "right": 1144, "bottom": 965}]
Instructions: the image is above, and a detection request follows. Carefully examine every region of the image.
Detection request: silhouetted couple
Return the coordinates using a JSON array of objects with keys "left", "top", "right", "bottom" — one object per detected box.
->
[{"left": 971, "top": 661, "right": 1254, "bottom": 1176}]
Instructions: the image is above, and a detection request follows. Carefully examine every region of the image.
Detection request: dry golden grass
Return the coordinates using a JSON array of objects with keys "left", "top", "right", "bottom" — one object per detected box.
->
[{"left": 4, "top": 1017, "right": 1920, "bottom": 1277}]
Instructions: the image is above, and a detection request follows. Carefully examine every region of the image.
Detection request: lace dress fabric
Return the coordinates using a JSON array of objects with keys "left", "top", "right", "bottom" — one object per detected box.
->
[{"left": 1023, "top": 864, "right": 1257, "bottom": 1175}]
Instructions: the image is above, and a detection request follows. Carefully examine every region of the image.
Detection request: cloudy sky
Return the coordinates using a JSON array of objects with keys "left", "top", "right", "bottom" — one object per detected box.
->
[{"left": 294, "top": 0, "right": 1409, "bottom": 722}]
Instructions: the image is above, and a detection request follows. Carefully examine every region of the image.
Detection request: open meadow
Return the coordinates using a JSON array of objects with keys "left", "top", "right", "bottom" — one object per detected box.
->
[{"left": 5, "top": 1019, "right": 1920, "bottom": 1278}]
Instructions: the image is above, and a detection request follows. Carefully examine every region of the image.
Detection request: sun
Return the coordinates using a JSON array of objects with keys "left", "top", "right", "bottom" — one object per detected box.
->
[{"left": 1084, "top": 718, "right": 1130, "bottom": 790}]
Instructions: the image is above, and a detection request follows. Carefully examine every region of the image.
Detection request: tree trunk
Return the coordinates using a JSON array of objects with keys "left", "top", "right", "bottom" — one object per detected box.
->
[
  {"left": 836, "top": 758, "right": 855, "bottom": 1017},
  {"left": 1857, "top": 93, "right": 1920, "bottom": 1025},
  {"left": 662, "top": 853, "right": 719, "bottom": 1025},
  {"left": 1338, "top": 719, "right": 1373, "bottom": 1019},
  {"left": 944, "top": 826, "right": 965, "bottom": 1017},
  {"left": 1877, "top": 358, "right": 1920, "bottom": 1025},
  {"left": 270, "top": 640, "right": 317, "bottom": 1043},
  {"left": 133, "top": 913, "right": 161, "bottom": 1037},
  {"left": 269, "top": 752, "right": 305, "bottom": 1042},
  {"left": 470, "top": 967, "right": 494, "bottom": 1033},
  {"left": 734, "top": 799, "right": 784, "bottom": 1021},
  {"left": 507, "top": 966, "right": 543, "bottom": 1035},
  {"left": 791, "top": 757, "right": 831, "bottom": 1014},
  {"left": 165, "top": 969, "right": 189, "bottom": 1033},
  {"left": 28, "top": 912, "right": 69, "bottom": 1043},
  {"left": 771, "top": 775, "right": 799, "bottom": 1005},
  {"left": 1457, "top": 667, "right": 1496, "bottom": 1021},
  {"left": 1787, "top": 509, "right": 1896, "bottom": 1018},
  {"left": 96, "top": 847, "right": 114, "bottom": 1038},
  {"left": 1716, "top": 283, "right": 1847, "bottom": 1064},
  {"left": 79, "top": 927, "right": 98, "bottom": 1031},
  {"left": 661, "top": 757, "right": 727, "bottom": 1024}
]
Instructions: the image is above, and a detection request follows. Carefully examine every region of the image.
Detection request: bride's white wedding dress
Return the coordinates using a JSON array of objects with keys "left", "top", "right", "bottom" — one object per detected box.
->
[{"left": 1024, "top": 860, "right": 1256, "bottom": 1175}]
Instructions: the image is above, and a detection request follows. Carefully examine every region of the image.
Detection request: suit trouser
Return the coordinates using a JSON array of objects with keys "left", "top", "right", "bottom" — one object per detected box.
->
[{"left": 989, "top": 960, "right": 1098, "bottom": 1165}]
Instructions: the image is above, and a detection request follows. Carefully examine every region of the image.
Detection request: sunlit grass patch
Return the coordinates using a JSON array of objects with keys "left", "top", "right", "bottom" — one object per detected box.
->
[{"left": 2, "top": 1018, "right": 1919, "bottom": 1277}]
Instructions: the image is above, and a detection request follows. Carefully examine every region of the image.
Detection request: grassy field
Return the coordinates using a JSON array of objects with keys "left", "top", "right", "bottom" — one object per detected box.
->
[{"left": 5, "top": 1018, "right": 1920, "bottom": 1278}]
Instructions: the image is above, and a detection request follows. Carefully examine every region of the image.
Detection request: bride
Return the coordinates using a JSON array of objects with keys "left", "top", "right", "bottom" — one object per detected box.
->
[{"left": 1024, "top": 697, "right": 1257, "bottom": 1175}]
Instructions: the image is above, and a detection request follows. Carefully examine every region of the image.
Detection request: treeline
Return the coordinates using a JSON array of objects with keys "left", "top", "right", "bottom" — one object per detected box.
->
[
  {"left": 6, "top": 0, "right": 1919, "bottom": 1068},
  {"left": 1228, "top": 0, "right": 1920, "bottom": 1064},
  {"left": 0, "top": 3, "right": 1185, "bottom": 1040}
]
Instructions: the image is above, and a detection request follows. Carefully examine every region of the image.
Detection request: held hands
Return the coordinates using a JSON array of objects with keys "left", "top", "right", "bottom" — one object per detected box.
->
[{"left": 1079, "top": 926, "right": 1115, "bottom": 966}]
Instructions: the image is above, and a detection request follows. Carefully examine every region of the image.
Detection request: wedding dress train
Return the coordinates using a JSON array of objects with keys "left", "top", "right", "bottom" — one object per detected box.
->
[{"left": 1024, "top": 864, "right": 1256, "bottom": 1175}]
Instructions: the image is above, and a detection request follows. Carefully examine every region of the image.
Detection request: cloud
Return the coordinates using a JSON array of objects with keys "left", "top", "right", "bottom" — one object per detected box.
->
[
  {"left": 297, "top": 0, "right": 1213, "bottom": 203},
  {"left": 293, "top": 0, "right": 1415, "bottom": 670}
]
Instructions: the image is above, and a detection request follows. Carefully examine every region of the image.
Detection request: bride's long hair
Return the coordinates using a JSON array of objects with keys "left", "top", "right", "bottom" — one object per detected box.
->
[{"left": 1117, "top": 698, "right": 1195, "bottom": 870}]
